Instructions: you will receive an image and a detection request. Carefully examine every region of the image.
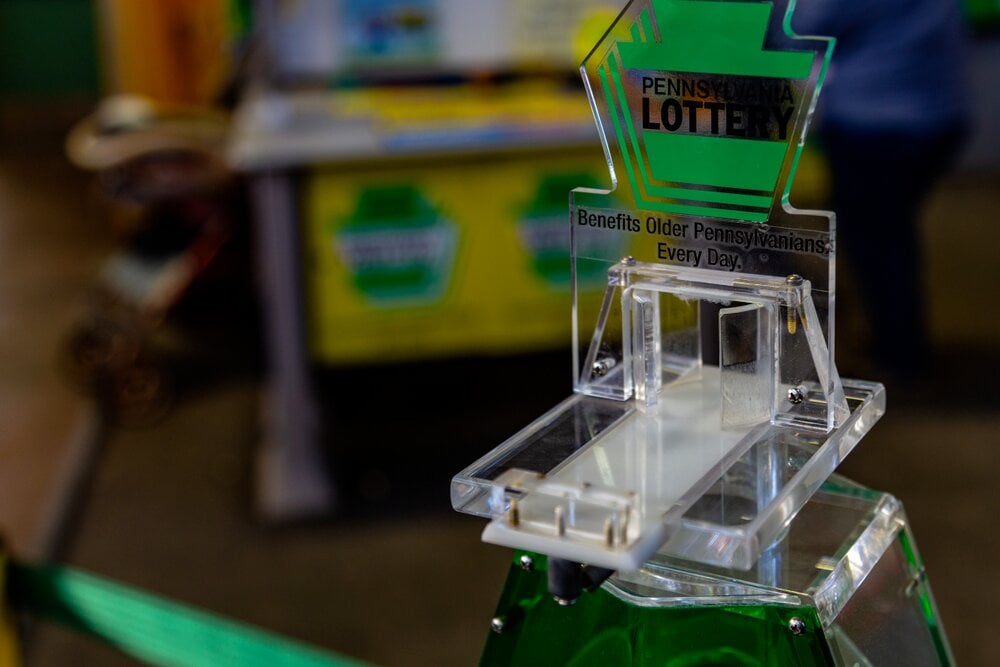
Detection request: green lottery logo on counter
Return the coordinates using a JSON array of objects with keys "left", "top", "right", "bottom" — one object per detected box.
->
[
  {"left": 335, "top": 185, "right": 456, "bottom": 306},
  {"left": 518, "top": 173, "right": 626, "bottom": 288}
]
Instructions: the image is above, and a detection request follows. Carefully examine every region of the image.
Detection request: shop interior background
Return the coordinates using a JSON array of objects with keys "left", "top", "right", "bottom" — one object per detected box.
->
[{"left": 1, "top": 0, "right": 998, "bottom": 664}]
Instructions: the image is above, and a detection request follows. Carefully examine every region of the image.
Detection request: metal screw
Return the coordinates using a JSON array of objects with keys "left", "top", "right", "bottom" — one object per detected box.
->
[
  {"left": 592, "top": 357, "right": 615, "bottom": 377},
  {"left": 788, "top": 617, "right": 807, "bottom": 636},
  {"left": 553, "top": 596, "right": 577, "bottom": 607},
  {"left": 519, "top": 554, "right": 534, "bottom": 571},
  {"left": 786, "top": 274, "right": 804, "bottom": 286},
  {"left": 621, "top": 255, "right": 637, "bottom": 266},
  {"left": 787, "top": 386, "right": 805, "bottom": 405},
  {"left": 491, "top": 616, "right": 506, "bottom": 633}
]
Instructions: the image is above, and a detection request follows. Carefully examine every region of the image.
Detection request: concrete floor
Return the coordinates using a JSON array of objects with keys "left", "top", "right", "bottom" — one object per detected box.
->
[{"left": 1, "top": 135, "right": 998, "bottom": 665}]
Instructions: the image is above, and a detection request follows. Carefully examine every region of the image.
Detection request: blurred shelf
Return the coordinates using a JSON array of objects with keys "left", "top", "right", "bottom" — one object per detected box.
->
[{"left": 228, "top": 83, "right": 602, "bottom": 170}]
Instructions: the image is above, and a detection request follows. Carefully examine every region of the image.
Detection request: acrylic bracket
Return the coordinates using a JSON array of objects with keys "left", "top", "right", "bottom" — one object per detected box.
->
[
  {"left": 579, "top": 257, "right": 849, "bottom": 431},
  {"left": 452, "top": 259, "right": 883, "bottom": 574}
]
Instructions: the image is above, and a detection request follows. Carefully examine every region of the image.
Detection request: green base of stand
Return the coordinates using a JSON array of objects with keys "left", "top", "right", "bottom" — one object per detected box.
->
[
  {"left": 485, "top": 565, "right": 829, "bottom": 666},
  {"left": 481, "top": 480, "right": 953, "bottom": 667}
]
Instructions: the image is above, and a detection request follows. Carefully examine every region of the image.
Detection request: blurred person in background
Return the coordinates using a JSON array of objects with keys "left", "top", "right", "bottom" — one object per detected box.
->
[{"left": 792, "top": 0, "right": 971, "bottom": 383}]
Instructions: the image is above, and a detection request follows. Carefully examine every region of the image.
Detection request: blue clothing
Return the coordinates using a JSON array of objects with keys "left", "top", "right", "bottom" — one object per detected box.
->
[
  {"left": 790, "top": 0, "right": 970, "bottom": 132},
  {"left": 787, "top": 0, "right": 971, "bottom": 380}
]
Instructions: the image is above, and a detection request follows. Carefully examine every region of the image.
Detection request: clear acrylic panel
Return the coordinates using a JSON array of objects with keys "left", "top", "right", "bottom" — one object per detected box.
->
[
  {"left": 611, "top": 476, "right": 954, "bottom": 667},
  {"left": 826, "top": 525, "right": 955, "bottom": 667},
  {"left": 720, "top": 301, "right": 775, "bottom": 428},
  {"left": 603, "top": 478, "right": 954, "bottom": 661},
  {"left": 609, "top": 476, "right": 893, "bottom": 605},
  {"left": 452, "top": 374, "right": 883, "bottom": 571},
  {"left": 572, "top": 0, "right": 839, "bottom": 399}
]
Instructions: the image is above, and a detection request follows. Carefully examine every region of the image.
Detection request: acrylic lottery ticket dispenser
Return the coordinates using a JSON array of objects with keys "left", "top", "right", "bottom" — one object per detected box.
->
[{"left": 453, "top": 1, "right": 954, "bottom": 664}]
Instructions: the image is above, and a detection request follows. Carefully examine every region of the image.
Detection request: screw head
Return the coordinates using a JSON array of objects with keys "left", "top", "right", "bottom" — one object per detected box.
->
[
  {"left": 519, "top": 554, "right": 534, "bottom": 571},
  {"left": 592, "top": 357, "right": 616, "bottom": 378},
  {"left": 621, "top": 255, "right": 637, "bottom": 266},
  {"left": 786, "top": 274, "right": 804, "bottom": 286},
  {"left": 787, "top": 386, "right": 805, "bottom": 405},
  {"left": 553, "top": 595, "right": 577, "bottom": 607},
  {"left": 490, "top": 616, "right": 505, "bottom": 633},
  {"left": 788, "top": 617, "right": 807, "bottom": 636}
]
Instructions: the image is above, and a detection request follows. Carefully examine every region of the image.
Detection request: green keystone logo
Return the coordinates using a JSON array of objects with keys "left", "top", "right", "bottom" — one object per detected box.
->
[
  {"left": 518, "top": 172, "right": 626, "bottom": 287},
  {"left": 335, "top": 185, "right": 457, "bottom": 305},
  {"left": 585, "top": 0, "right": 831, "bottom": 223}
]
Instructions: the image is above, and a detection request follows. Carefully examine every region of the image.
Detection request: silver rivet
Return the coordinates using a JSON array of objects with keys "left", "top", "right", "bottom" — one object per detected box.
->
[
  {"left": 554, "top": 596, "right": 577, "bottom": 607},
  {"left": 519, "top": 554, "right": 534, "bottom": 571},
  {"left": 622, "top": 256, "right": 637, "bottom": 266},
  {"left": 787, "top": 386, "right": 805, "bottom": 405},
  {"left": 786, "top": 274, "right": 803, "bottom": 286},
  {"left": 491, "top": 616, "right": 505, "bottom": 633},
  {"left": 788, "top": 617, "right": 807, "bottom": 635}
]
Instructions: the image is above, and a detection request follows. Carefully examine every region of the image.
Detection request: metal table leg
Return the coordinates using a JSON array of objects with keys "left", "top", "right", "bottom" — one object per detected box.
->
[{"left": 250, "top": 170, "right": 334, "bottom": 519}]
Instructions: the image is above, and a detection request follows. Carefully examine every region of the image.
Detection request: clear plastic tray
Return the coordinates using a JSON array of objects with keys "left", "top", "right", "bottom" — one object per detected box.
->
[{"left": 451, "top": 372, "right": 884, "bottom": 571}]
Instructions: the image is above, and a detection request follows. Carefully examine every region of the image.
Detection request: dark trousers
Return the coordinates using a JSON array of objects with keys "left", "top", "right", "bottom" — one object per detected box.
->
[{"left": 822, "top": 122, "right": 967, "bottom": 376}]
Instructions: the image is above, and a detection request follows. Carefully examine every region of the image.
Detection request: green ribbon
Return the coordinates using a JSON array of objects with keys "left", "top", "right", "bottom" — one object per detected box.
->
[{"left": 4, "top": 560, "right": 370, "bottom": 667}]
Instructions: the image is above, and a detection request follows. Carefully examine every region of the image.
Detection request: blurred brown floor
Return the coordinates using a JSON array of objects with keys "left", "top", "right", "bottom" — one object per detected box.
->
[
  {"left": 0, "top": 130, "right": 110, "bottom": 558},
  {"left": 1, "top": 137, "right": 998, "bottom": 665}
]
